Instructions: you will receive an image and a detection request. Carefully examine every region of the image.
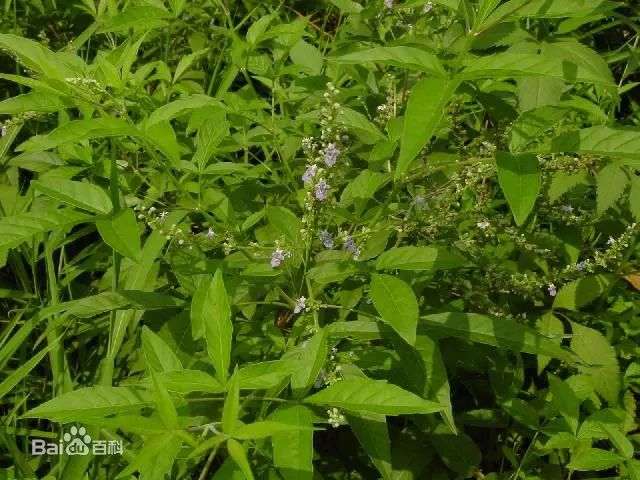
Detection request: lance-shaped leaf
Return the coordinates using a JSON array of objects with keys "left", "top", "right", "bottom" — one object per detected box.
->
[
  {"left": 370, "top": 274, "right": 418, "bottom": 345},
  {"left": 193, "top": 112, "right": 229, "bottom": 171},
  {"left": 304, "top": 378, "right": 443, "bottom": 415},
  {"left": 420, "top": 312, "right": 578, "bottom": 364},
  {"left": 116, "top": 433, "right": 182, "bottom": 479},
  {"left": 396, "top": 77, "right": 459, "bottom": 180},
  {"left": 141, "top": 326, "right": 183, "bottom": 373},
  {"left": 17, "top": 118, "right": 141, "bottom": 153},
  {"left": 544, "top": 126, "right": 640, "bottom": 165},
  {"left": 22, "top": 387, "right": 150, "bottom": 422},
  {"left": 0, "top": 92, "right": 75, "bottom": 114},
  {"left": 460, "top": 53, "right": 615, "bottom": 86},
  {"left": 33, "top": 178, "right": 113, "bottom": 214},
  {"left": 96, "top": 208, "right": 142, "bottom": 262},
  {"left": 290, "top": 327, "right": 328, "bottom": 398},
  {"left": 272, "top": 405, "right": 314, "bottom": 480},
  {"left": 347, "top": 413, "right": 393, "bottom": 480},
  {"left": 0, "top": 207, "right": 92, "bottom": 250},
  {"left": 333, "top": 46, "right": 447, "bottom": 76},
  {"left": 191, "top": 270, "right": 233, "bottom": 384},
  {"left": 376, "top": 246, "right": 468, "bottom": 271},
  {"left": 496, "top": 152, "right": 541, "bottom": 226},
  {"left": 227, "top": 439, "right": 255, "bottom": 480}
]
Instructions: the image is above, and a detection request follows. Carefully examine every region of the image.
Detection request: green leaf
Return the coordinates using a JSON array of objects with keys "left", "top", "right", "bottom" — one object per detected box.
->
[
  {"left": 567, "top": 448, "right": 624, "bottom": 471},
  {"left": 496, "top": 152, "right": 541, "bottom": 226},
  {"left": 116, "top": 433, "right": 182, "bottom": 479},
  {"left": 307, "top": 262, "right": 368, "bottom": 284},
  {"left": 290, "top": 327, "right": 328, "bottom": 398},
  {"left": 348, "top": 413, "right": 393, "bottom": 480},
  {"left": 333, "top": 47, "right": 447, "bottom": 76},
  {"left": 395, "top": 335, "right": 456, "bottom": 433},
  {"left": 267, "top": 206, "right": 303, "bottom": 246},
  {"left": 22, "top": 387, "right": 150, "bottom": 422},
  {"left": 630, "top": 176, "right": 640, "bottom": 221},
  {"left": 0, "top": 92, "right": 74, "bottom": 114},
  {"left": 194, "top": 112, "right": 229, "bottom": 171},
  {"left": 338, "top": 107, "right": 386, "bottom": 145},
  {"left": 194, "top": 270, "right": 233, "bottom": 384},
  {"left": 376, "top": 246, "right": 469, "bottom": 271},
  {"left": 328, "top": 0, "right": 363, "bottom": 13},
  {"left": 536, "top": 312, "right": 564, "bottom": 373},
  {"left": 548, "top": 374, "right": 580, "bottom": 435},
  {"left": 514, "top": 0, "right": 619, "bottom": 19},
  {"left": 237, "top": 360, "right": 301, "bottom": 390},
  {"left": 144, "top": 370, "right": 223, "bottom": 394},
  {"left": 304, "top": 378, "right": 443, "bottom": 415},
  {"left": 571, "top": 321, "right": 620, "bottom": 405},
  {"left": 509, "top": 106, "right": 568, "bottom": 152},
  {"left": 17, "top": 118, "right": 140, "bottom": 153},
  {"left": 461, "top": 53, "right": 615, "bottom": 86},
  {"left": 290, "top": 39, "right": 324, "bottom": 75},
  {"left": 34, "top": 178, "right": 112, "bottom": 214},
  {"left": 272, "top": 405, "right": 314, "bottom": 480},
  {"left": 546, "top": 126, "right": 640, "bottom": 165},
  {"left": 141, "top": 326, "right": 183, "bottom": 373},
  {"left": 370, "top": 274, "right": 418, "bottom": 345},
  {"left": 147, "top": 95, "right": 224, "bottom": 127},
  {"left": 96, "top": 208, "right": 142, "bottom": 262},
  {"left": 233, "top": 421, "right": 315, "bottom": 440},
  {"left": 0, "top": 33, "right": 81, "bottom": 80},
  {"left": 227, "top": 439, "right": 255, "bottom": 480},
  {"left": 0, "top": 207, "right": 92, "bottom": 250},
  {"left": 420, "top": 312, "right": 577, "bottom": 364},
  {"left": 98, "top": 6, "right": 173, "bottom": 33},
  {"left": 151, "top": 371, "right": 178, "bottom": 429},
  {"left": 222, "top": 371, "right": 241, "bottom": 434},
  {"left": 553, "top": 274, "right": 615, "bottom": 311},
  {"left": 596, "top": 163, "right": 628, "bottom": 215},
  {"left": 517, "top": 76, "right": 564, "bottom": 113},
  {"left": 396, "top": 77, "right": 459, "bottom": 180},
  {"left": 431, "top": 434, "right": 481, "bottom": 477},
  {"left": 174, "top": 48, "right": 209, "bottom": 83},
  {"left": 0, "top": 344, "right": 53, "bottom": 400}
]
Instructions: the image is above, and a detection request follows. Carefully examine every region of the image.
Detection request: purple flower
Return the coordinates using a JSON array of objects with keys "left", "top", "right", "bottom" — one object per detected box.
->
[
  {"left": 575, "top": 260, "right": 588, "bottom": 272},
  {"left": 302, "top": 164, "right": 318, "bottom": 184},
  {"left": 320, "top": 230, "right": 334, "bottom": 249},
  {"left": 0, "top": 126, "right": 6, "bottom": 137},
  {"left": 323, "top": 144, "right": 341, "bottom": 167},
  {"left": 344, "top": 236, "right": 361, "bottom": 259},
  {"left": 271, "top": 249, "right": 285, "bottom": 268},
  {"left": 206, "top": 228, "right": 216, "bottom": 240},
  {"left": 548, "top": 283, "right": 557, "bottom": 297},
  {"left": 315, "top": 180, "right": 329, "bottom": 201},
  {"left": 294, "top": 297, "right": 306, "bottom": 314}
]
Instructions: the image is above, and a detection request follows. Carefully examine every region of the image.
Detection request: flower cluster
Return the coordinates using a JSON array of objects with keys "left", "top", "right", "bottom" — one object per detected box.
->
[
  {"left": 327, "top": 407, "right": 346, "bottom": 428},
  {"left": 134, "top": 206, "right": 218, "bottom": 250}
]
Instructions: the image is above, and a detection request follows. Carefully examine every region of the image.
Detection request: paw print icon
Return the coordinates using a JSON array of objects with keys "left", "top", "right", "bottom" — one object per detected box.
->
[{"left": 64, "top": 426, "right": 91, "bottom": 456}]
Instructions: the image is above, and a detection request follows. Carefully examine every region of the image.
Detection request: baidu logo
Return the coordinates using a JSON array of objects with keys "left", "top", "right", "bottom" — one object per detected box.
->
[{"left": 31, "top": 425, "right": 122, "bottom": 456}]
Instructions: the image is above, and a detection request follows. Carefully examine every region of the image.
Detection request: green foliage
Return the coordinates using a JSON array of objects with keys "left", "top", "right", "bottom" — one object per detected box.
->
[{"left": 1, "top": 0, "right": 640, "bottom": 479}]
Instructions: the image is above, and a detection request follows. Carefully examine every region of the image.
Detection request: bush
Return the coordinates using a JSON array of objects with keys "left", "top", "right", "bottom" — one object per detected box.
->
[{"left": 1, "top": 1, "right": 640, "bottom": 479}]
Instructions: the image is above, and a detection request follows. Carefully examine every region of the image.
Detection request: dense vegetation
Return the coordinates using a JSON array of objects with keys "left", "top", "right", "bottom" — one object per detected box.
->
[{"left": 1, "top": 0, "right": 640, "bottom": 478}]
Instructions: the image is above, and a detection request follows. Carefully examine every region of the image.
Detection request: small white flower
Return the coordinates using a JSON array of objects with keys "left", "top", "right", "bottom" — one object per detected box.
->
[
  {"left": 158, "top": 211, "right": 168, "bottom": 223},
  {"left": 206, "top": 228, "right": 216, "bottom": 240},
  {"left": 561, "top": 205, "right": 574, "bottom": 214},
  {"left": 294, "top": 297, "right": 307, "bottom": 314},
  {"left": 547, "top": 283, "right": 557, "bottom": 297},
  {"left": 477, "top": 220, "right": 490, "bottom": 230},
  {"left": 0, "top": 125, "right": 6, "bottom": 137},
  {"left": 607, "top": 236, "right": 616, "bottom": 246}
]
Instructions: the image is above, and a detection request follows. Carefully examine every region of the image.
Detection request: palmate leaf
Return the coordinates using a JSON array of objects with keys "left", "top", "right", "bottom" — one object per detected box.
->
[
  {"left": 0, "top": 207, "right": 93, "bottom": 250},
  {"left": 22, "top": 387, "right": 151, "bottom": 422},
  {"left": 304, "top": 378, "right": 444, "bottom": 415}
]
